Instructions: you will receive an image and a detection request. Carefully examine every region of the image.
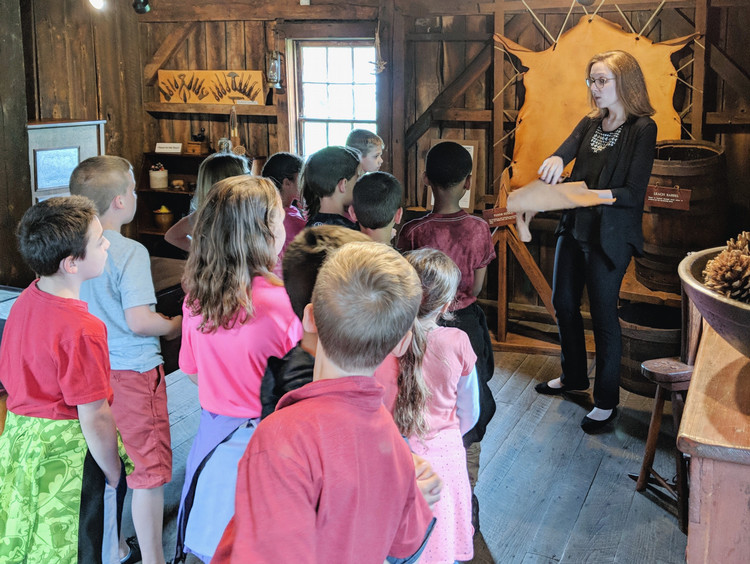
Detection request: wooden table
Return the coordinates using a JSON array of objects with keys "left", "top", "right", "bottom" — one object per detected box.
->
[{"left": 677, "top": 324, "right": 750, "bottom": 563}]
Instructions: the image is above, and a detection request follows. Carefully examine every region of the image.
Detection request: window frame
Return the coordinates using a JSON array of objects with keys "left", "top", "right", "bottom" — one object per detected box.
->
[{"left": 280, "top": 22, "right": 378, "bottom": 156}]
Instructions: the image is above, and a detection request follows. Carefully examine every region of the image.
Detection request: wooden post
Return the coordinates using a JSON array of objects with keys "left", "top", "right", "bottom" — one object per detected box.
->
[
  {"left": 692, "top": 0, "right": 709, "bottom": 140},
  {"left": 494, "top": 0, "right": 507, "bottom": 341},
  {"left": 391, "top": 8, "right": 406, "bottom": 188}
]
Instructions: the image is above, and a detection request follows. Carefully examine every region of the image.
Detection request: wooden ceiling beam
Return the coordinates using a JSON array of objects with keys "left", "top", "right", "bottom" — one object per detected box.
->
[
  {"left": 143, "top": 22, "right": 198, "bottom": 86},
  {"left": 396, "top": 0, "right": 744, "bottom": 16},
  {"left": 138, "top": 2, "right": 377, "bottom": 22}
]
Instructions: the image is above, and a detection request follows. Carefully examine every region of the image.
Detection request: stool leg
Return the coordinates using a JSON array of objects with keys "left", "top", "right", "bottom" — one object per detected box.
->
[
  {"left": 672, "top": 390, "right": 689, "bottom": 534},
  {"left": 636, "top": 385, "right": 666, "bottom": 492}
]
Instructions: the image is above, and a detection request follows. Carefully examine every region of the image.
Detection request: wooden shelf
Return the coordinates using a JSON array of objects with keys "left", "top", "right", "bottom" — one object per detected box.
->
[
  {"left": 144, "top": 102, "right": 278, "bottom": 117},
  {"left": 619, "top": 259, "right": 681, "bottom": 308}
]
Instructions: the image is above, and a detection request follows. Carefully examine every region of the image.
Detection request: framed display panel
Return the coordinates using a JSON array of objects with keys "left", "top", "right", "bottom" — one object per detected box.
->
[
  {"left": 27, "top": 120, "right": 106, "bottom": 202},
  {"left": 425, "top": 139, "right": 479, "bottom": 212}
]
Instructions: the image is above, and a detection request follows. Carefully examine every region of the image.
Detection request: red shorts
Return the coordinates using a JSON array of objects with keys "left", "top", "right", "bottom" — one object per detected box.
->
[{"left": 110, "top": 365, "right": 172, "bottom": 489}]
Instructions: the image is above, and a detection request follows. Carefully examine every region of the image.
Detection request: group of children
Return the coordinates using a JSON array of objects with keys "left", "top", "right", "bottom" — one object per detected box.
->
[{"left": 0, "top": 128, "right": 498, "bottom": 564}]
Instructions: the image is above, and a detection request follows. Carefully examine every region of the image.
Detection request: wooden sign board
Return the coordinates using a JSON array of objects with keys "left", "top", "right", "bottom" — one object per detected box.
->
[
  {"left": 646, "top": 185, "right": 691, "bottom": 211},
  {"left": 157, "top": 70, "right": 265, "bottom": 105},
  {"left": 482, "top": 207, "right": 516, "bottom": 227}
]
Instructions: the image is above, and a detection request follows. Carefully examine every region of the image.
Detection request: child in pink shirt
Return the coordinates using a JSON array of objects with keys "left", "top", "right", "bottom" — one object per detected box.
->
[
  {"left": 174, "top": 176, "right": 302, "bottom": 563},
  {"left": 395, "top": 248, "right": 480, "bottom": 564}
]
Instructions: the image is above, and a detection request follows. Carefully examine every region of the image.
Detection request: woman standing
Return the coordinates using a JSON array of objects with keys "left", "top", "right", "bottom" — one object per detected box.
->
[{"left": 535, "top": 51, "right": 657, "bottom": 433}]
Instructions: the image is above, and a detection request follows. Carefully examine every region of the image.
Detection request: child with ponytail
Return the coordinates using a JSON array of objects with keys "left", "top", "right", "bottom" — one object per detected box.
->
[
  {"left": 397, "top": 248, "right": 481, "bottom": 564},
  {"left": 174, "top": 176, "right": 302, "bottom": 563}
]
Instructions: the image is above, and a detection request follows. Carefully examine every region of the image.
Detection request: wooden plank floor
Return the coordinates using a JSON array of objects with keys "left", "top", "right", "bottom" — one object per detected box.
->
[{"left": 122, "top": 352, "right": 688, "bottom": 563}]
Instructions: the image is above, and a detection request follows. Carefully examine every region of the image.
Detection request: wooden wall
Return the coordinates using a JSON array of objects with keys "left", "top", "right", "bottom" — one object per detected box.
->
[
  {"left": 0, "top": 1, "right": 30, "bottom": 286},
  {"left": 3, "top": 0, "right": 748, "bottom": 304}
]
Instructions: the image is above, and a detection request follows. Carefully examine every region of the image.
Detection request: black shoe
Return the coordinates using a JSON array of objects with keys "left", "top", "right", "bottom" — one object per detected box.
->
[
  {"left": 120, "top": 536, "right": 142, "bottom": 564},
  {"left": 580, "top": 407, "right": 618, "bottom": 434},
  {"left": 534, "top": 381, "right": 588, "bottom": 396},
  {"left": 471, "top": 493, "right": 480, "bottom": 533}
]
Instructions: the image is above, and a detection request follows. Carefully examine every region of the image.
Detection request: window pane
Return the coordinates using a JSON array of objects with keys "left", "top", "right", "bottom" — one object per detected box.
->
[
  {"left": 353, "top": 48, "right": 377, "bottom": 83},
  {"left": 328, "top": 122, "right": 354, "bottom": 147},
  {"left": 302, "top": 84, "right": 329, "bottom": 119},
  {"left": 327, "top": 48, "right": 353, "bottom": 83},
  {"left": 353, "top": 85, "right": 376, "bottom": 121},
  {"left": 328, "top": 85, "right": 354, "bottom": 119},
  {"left": 302, "top": 47, "right": 327, "bottom": 83},
  {"left": 303, "top": 122, "right": 328, "bottom": 156}
]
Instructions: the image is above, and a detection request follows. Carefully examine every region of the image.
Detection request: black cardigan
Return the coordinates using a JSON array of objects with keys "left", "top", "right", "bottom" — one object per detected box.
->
[{"left": 553, "top": 115, "right": 657, "bottom": 266}]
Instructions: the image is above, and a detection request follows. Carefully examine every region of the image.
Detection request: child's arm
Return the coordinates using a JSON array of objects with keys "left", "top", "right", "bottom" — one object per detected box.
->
[
  {"left": 456, "top": 366, "right": 480, "bottom": 436},
  {"left": 78, "top": 399, "right": 121, "bottom": 485},
  {"left": 124, "top": 306, "right": 182, "bottom": 340},
  {"left": 163, "top": 214, "right": 193, "bottom": 252},
  {"left": 472, "top": 266, "right": 487, "bottom": 298}
]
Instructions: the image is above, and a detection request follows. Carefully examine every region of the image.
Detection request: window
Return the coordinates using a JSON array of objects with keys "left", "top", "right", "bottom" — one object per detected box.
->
[{"left": 291, "top": 42, "right": 377, "bottom": 156}]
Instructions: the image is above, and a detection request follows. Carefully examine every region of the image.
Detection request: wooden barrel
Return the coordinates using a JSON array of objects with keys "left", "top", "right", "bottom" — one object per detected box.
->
[
  {"left": 619, "top": 302, "right": 681, "bottom": 397},
  {"left": 636, "top": 140, "right": 728, "bottom": 293}
]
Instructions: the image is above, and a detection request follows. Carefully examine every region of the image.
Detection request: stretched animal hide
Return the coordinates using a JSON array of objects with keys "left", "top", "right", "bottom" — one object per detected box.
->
[
  {"left": 506, "top": 179, "right": 616, "bottom": 241},
  {"left": 495, "top": 15, "right": 695, "bottom": 189}
]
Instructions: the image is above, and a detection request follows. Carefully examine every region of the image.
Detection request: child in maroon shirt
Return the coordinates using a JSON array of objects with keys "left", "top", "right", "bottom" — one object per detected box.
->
[{"left": 397, "top": 140, "right": 497, "bottom": 532}]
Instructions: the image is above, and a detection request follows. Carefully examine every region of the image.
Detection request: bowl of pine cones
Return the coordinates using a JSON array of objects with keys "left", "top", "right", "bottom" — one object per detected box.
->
[{"left": 679, "top": 231, "right": 750, "bottom": 358}]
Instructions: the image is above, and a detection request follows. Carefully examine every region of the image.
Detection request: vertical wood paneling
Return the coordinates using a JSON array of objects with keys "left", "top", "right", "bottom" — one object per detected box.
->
[
  {"left": 244, "top": 21, "right": 269, "bottom": 159},
  {"left": 465, "top": 15, "right": 489, "bottom": 210},
  {"left": 0, "top": 0, "right": 32, "bottom": 286},
  {"left": 413, "top": 18, "right": 440, "bottom": 208},
  {"left": 34, "top": 0, "right": 97, "bottom": 119}
]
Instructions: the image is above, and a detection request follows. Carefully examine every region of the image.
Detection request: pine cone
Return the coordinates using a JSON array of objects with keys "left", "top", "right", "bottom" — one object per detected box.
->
[
  {"left": 726, "top": 231, "right": 750, "bottom": 254},
  {"left": 703, "top": 247, "right": 750, "bottom": 304}
]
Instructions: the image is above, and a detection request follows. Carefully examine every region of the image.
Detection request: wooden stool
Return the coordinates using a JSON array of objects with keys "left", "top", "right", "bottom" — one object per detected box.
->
[{"left": 635, "top": 357, "right": 692, "bottom": 533}]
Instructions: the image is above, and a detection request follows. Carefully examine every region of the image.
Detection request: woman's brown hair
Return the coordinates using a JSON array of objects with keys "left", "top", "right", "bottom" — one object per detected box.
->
[
  {"left": 586, "top": 50, "right": 655, "bottom": 119},
  {"left": 183, "top": 175, "right": 282, "bottom": 332}
]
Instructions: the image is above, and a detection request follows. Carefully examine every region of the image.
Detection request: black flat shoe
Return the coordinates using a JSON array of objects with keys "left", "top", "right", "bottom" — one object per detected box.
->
[
  {"left": 580, "top": 407, "right": 618, "bottom": 434},
  {"left": 535, "top": 381, "right": 589, "bottom": 396}
]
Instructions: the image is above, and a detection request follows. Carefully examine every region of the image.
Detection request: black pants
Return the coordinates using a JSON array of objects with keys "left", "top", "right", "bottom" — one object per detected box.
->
[
  {"left": 552, "top": 234, "right": 630, "bottom": 410},
  {"left": 439, "top": 301, "right": 496, "bottom": 445}
]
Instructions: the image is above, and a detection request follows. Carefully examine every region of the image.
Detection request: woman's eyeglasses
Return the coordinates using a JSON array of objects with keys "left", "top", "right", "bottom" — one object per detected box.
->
[{"left": 586, "top": 76, "right": 615, "bottom": 89}]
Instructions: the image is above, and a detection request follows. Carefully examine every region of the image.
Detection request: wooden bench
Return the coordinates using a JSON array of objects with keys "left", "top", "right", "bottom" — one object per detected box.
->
[{"left": 677, "top": 324, "right": 750, "bottom": 563}]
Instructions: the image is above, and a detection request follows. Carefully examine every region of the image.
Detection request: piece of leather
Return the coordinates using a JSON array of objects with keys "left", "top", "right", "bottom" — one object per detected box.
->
[
  {"left": 507, "top": 179, "right": 616, "bottom": 242},
  {"left": 495, "top": 15, "right": 696, "bottom": 189}
]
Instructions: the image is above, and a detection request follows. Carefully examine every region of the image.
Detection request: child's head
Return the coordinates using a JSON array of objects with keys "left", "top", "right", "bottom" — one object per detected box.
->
[
  {"left": 16, "top": 195, "right": 104, "bottom": 277},
  {"left": 346, "top": 129, "right": 384, "bottom": 173},
  {"left": 312, "top": 241, "right": 421, "bottom": 372},
  {"left": 192, "top": 152, "right": 250, "bottom": 212},
  {"left": 425, "top": 141, "right": 472, "bottom": 190},
  {"left": 301, "top": 146, "right": 361, "bottom": 218},
  {"left": 405, "top": 248, "right": 461, "bottom": 321},
  {"left": 352, "top": 171, "right": 403, "bottom": 230},
  {"left": 261, "top": 152, "right": 304, "bottom": 208},
  {"left": 282, "top": 225, "right": 370, "bottom": 320},
  {"left": 184, "top": 175, "right": 285, "bottom": 332},
  {"left": 69, "top": 155, "right": 135, "bottom": 218}
]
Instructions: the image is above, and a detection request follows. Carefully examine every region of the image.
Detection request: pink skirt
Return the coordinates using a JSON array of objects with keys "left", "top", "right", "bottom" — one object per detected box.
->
[{"left": 410, "top": 427, "right": 474, "bottom": 563}]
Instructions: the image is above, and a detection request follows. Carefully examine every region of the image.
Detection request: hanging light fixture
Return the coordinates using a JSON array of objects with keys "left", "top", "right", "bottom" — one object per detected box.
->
[
  {"left": 132, "top": 1, "right": 150, "bottom": 14},
  {"left": 266, "top": 30, "right": 283, "bottom": 90},
  {"left": 89, "top": 0, "right": 105, "bottom": 9}
]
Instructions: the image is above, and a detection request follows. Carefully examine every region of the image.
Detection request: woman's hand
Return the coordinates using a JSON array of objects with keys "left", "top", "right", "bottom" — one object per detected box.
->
[{"left": 538, "top": 156, "right": 565, "bottom": 184}]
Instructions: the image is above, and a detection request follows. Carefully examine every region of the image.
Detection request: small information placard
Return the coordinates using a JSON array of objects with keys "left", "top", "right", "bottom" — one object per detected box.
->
[
  {"left": 482, "top": 207, "right": 517, "bottom": 227},
  {"left": 155, "top": 143, "right": 183, "bottom": 154},
  {"left": 646, "top": 185, "right": 691, "bottom": 211}
]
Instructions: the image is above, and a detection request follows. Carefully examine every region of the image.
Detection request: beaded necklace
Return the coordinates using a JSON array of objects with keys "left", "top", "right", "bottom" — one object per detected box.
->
[{"left": 590, "top": 122, "right": 624, "bottom": 153}]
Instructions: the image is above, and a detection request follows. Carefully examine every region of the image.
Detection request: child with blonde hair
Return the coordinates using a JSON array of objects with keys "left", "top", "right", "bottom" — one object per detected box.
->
[
  {"left": 346, "top": 128, "right": 384, "bottom": 172},
  {"left": 164, "top": 152, "right": 249, "bottom": 252},
  {"left": 396, "top": 248, "right": 480, "bottom": 564},
  {"left": 174, "top": 176, "right": 302, "bottom": 563}
]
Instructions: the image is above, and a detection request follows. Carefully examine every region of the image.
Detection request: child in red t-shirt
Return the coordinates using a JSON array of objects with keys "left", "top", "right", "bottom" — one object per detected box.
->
[
  {"left": 397, "top": 140, "right": 497, "bottom": 532},
  {"left": 0, "top": 196, "right": 129, "bottom": 563},
  {"left": 214, "top": 242, "right": 435, "bottom": 563}
]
